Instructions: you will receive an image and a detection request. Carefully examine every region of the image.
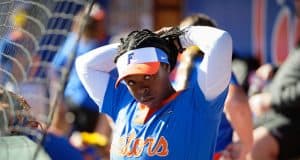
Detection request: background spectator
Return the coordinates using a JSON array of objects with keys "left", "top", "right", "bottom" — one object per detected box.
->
[{"left": 247, "top": 1, "right": 300, "bottom": 159}]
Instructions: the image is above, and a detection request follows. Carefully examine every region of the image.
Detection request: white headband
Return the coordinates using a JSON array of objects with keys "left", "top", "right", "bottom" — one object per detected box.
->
[{"left": 116, "top": 47, "right": 169, "bottom": 69}]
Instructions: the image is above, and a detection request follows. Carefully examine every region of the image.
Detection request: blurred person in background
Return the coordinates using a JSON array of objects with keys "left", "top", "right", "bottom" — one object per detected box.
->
[
  {"left": 0, "top": 5, "right": 35, "bottom": 91},
  {"left": 50, "top": 3, "right": 112, "bottom": 160},
  {"left": 178, "top": 14, "right": 253, "bottom": 160},
  {"left": 247, "top": 63, "right": 277, "bottom": 97},
  {"left": 247, "top": 0, "right": 300, "bottom": 159},
  {"left": 51, "top": 2, "right": 110, "bottom": 113}
]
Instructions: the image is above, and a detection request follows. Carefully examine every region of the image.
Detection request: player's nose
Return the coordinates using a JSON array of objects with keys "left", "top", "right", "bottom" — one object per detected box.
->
[{"left": 137, "top": 85, "right": 150, "bottom": 96}]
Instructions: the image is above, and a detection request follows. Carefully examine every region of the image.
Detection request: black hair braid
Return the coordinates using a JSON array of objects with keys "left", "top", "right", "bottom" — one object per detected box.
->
[
  {"left": 115, "top": 27, "right": 184, "bottom": 71},
  {"left": 159, "top": 27, "right": 184, "bottom": 69}
]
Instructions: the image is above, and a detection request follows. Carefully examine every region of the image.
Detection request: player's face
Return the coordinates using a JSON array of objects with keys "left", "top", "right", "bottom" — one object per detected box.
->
[{"left": 123, "top": 65, "right": 174, "bottom": 108}]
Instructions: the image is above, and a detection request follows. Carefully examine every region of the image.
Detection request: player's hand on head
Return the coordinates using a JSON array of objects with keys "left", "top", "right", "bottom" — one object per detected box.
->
[
  {"left": 155, "top": 26, "right": 184, "bottom": 53},
  {"left": 154, "top": 27, "right": 173, "bottom": 36}
]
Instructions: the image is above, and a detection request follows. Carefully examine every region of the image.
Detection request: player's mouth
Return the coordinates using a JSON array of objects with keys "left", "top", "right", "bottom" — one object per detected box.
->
[{"left": 140, "top": 96, "right": 155, "bottom": 105}]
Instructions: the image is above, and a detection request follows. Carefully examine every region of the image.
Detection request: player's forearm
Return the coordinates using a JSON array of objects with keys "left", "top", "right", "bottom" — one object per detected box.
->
[
  {"left": 75, "top": 43, "right": 119, "bottom": 73},
  {"left": 179, "top": 26, "right": 233, "bottom": 99},
  {"left": 179, "top": 26, "right": 232, "bottom": 54},
  {"left": 75, "top": 43, "right": 119, "bottom": 106}
]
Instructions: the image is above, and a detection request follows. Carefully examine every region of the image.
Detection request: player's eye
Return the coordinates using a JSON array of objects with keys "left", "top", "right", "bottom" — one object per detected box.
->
[
  {"left": 144, "top": 75, "right": 151, "bottom": 80},
  {"left": 126, "top": 80, "right": 135, "bottom": 86}
]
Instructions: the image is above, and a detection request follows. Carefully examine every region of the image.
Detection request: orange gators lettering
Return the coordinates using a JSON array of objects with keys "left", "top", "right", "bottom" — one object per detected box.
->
[
  {"left": 114, "top": 131, "right": 169, "bottom": 157},
  {"left": 127, "top": 138, "right": 143, "bottom": 157},
  {"left": 153, "top": 136, "right": 169, "bottom": 156},
  {"left": 145, "top": 136, "right": 169, "bottom": 156},
  {"left": 119, "top": 131, "right": 136, "bottom": 155}
]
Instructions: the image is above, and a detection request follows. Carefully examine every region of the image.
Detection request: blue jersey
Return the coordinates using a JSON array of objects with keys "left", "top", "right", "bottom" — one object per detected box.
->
[
  {"left": 180, "top": 56, "right": 238, "bottom": 153},
  {"left": 102, "top": 76, "right": 228, "bottom": 159},
  {"left": 184, "top": 55, "right": 241, "bottom": 153}
]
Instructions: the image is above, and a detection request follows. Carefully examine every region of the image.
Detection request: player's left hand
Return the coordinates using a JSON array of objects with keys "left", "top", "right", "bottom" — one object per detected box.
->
[
  {"left": 154, "top": 27, "right": 173, "bottom": 36},
  {"left": 155, "top": 26, "right": 184, "bottom": 53}
]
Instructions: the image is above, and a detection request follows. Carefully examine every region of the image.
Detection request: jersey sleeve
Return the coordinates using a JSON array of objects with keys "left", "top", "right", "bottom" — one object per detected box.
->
[
  {"left": 75, "top": 43, "right": 129, "bottom": 118},
  {"left": 179, "top": 26, "right": 233, "bottom": 100}
]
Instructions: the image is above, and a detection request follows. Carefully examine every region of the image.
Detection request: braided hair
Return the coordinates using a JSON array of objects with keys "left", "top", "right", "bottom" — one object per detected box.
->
[{"left": 114, "top": 27, "right": 183, "bottom": 71}]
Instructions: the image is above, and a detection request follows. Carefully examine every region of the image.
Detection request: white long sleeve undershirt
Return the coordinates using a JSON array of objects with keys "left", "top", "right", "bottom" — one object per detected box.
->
[{"left": 180, "top": 26, "right": 232, "bottom": 99}]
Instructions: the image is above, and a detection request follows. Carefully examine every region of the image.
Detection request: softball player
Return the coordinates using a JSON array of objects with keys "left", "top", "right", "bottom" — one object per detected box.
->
[{"left": 75, "top": 26, "right": 232, "bottom": 159}]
